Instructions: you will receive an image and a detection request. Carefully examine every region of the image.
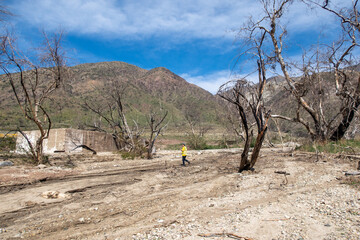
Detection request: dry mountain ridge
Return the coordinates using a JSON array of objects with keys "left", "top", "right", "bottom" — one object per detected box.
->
[{"left": 0, "top": 61, "right": 224, "bottom": 130}]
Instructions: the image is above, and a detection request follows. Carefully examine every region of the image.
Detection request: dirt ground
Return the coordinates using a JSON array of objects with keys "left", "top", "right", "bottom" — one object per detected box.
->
[{"left": 0, "top": 148, "right": 359, "bottom": 240}]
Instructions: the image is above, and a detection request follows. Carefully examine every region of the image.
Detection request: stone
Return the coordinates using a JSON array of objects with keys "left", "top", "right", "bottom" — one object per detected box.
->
[
  {"left": 0, "top": 161, "right": 13, "bottom": 167},
  {"left": 38, "top": 164, "right": 47, "bottom": 169},
  {"left": 41, "top": 191, "right": 69, "bottom": 199},
  {"left": 41, "top": 191, "right": 59, "bottom": 199}
]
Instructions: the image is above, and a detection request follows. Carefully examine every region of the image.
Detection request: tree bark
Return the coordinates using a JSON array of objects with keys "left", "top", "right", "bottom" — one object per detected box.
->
[
  {"left": 249, "top": 127, "right": 267, "bottom": 169},
  {"left": 330, "top": 99, "right": 360, "bottom": 141}
]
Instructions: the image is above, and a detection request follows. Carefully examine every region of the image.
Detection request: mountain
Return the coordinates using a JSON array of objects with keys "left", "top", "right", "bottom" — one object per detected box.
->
[
  {"left": 264, "top": 70, "right": 360, "bottom": 137},
  {"left": 0, "top": 61, "right": 224, "bottom": 130},
  {"left": 2, "top": 60, "right": 358, "bottom": 139}
]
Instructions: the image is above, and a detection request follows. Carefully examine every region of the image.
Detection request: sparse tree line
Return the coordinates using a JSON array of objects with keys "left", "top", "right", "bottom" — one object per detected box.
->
[
  {"left": 0, "top": 5, "right": 168, "bottom": 163},
  {"left": 0, "top": 1, "right": 359, "bottom": 172},
  {"left": 82, "top": 80, "right": 168, "bottom": 160}
]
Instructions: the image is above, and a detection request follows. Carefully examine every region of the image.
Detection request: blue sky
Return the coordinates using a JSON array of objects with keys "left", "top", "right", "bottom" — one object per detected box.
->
[{"left": 4, "top": 0, "right": 349, "bottom": 94}]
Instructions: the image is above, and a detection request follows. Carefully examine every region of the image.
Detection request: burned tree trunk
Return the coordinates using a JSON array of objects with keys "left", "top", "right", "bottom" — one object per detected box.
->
[
  {"left": 84, "top": 82, "right": 143, "bottom": 153},
  {"left": 330, "top": 77, "right": 360, "bottom": 141},
  {"left": 218, "top": 30, "right": 271, "bottom": 172},
  {"left": 147, "top": 110, "right": 168, "bottom": 159}
]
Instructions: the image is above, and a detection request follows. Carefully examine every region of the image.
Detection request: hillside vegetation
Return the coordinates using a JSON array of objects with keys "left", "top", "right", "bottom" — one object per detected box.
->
[
  {"left": 1, "top": 61, "right": 359, "bottom": 142},
  {"left": 0, "top": 61, "right": 224, "bottom": 131}
]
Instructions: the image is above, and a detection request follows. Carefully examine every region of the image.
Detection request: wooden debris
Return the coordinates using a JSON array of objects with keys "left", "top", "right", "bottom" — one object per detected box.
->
[
  {"left": 262, "top": 218, "right": 291, "bottom": 221},
  {"left": 294, "top": 151, "right": 360, "bottom": 160},
  {"left": 198, "top": 232, "right": 253, "bottom": 240},
  {"left": 344, "top": 171, "right": 360, "bottom": 176},
  {"left": 274, "top": 171, "right": 290, "bottom": 186},
  {"left": 274, "top": 171, "right": 290, "bottom": 175},
  {"left": 340, "top": 154, "right": 360, "bottom": 160}
]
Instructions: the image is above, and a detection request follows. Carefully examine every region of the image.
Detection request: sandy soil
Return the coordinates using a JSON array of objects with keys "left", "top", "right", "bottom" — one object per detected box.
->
[{"left": 0, "top": 148, "right": 359, "bottom": 240}]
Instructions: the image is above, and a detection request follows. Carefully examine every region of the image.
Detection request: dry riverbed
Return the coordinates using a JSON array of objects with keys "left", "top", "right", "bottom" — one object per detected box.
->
[{"left": 0, "top": 148, "right": 359, "bottom": 240}]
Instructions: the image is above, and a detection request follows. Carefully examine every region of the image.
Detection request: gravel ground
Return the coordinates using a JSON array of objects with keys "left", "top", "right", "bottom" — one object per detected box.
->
[{"left": 0, "top": 148, "right": 359, "bottom": 240}]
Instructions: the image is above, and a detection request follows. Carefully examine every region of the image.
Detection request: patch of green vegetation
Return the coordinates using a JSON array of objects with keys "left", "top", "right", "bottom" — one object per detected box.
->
[
  {"left": 0, "top": 152, "right": 39, "bottom": 165},
  {"left": 119, "top": 151, "right": 137, "bottom": 160},
  {"left": 0, "top": 136, "right": 16, "bottom": 152},
  {"left": 165, "top": 141, "right": 235, "bottom": 151},
  {"left": 250, "top": 137, "right": 257, "bottom": 148},
  {"left": 164, "top": 144, "right": 182, "bottom": 150},
  {"left": 296, "top": 139, "right": 360, "bottom": 154},
  {"left": 187, "top": 135, "right": 207, "bottom": 150},
  {"left": 202, "top": 143, "right": 228, "bottom": 150}
]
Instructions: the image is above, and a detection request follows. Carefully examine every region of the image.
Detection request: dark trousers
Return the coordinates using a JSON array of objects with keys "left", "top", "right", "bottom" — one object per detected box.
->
[{"left": 182, "top": 156, "right": 190, "bottom": 165}]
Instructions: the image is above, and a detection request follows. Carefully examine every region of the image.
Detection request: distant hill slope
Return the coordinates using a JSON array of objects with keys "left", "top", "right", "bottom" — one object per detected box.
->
[
  {"left": 2, "top": 61, "right": 358, "bottom": 139},
  {"left": 264, "top": 71, "right": 360, "bottom": 137},
  {"left": 0, "top": 61, "right": 224, "bottom": 130}
]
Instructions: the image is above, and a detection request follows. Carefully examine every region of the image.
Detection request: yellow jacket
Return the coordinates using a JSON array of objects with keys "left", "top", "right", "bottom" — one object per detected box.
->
[{"left": 181, "top": 146, "right": 187, "bottom": 156}]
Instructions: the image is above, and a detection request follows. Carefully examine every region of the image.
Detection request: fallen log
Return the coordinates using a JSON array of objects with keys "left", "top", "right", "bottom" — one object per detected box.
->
[
  {"left": 339, "top": 154, "right": 360, "bottom": 160},
  {"left": 274, "top": 171, "right": 290, "bottom": 175},
  {"left": 262, "top": 218, "right": 290, "bottom": 221},
  {"left": 274, "top": 171, "right": 290, "bottom": 185},
  {"left": 198, "top": 233, "right": 253, "bottom": 240},
  {"left": 344, "top": 171, "right": 360, "bottom": 176}
]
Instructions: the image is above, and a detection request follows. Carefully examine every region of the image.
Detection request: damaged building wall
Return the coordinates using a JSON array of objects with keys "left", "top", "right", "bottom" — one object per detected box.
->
[{"left": 16, "top": 128, "right": 117, "bottom": 154}]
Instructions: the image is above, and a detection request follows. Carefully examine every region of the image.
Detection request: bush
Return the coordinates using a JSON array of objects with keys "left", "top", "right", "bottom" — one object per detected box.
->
[
  {"left": 120, "top": 151, "right": 137, "bottom": 160},
  {"left": 0, "top": 136, "right": 16, "bottom": 152},
  {"left": 187, "top": 135, "right": 207, "bottom": 150}
]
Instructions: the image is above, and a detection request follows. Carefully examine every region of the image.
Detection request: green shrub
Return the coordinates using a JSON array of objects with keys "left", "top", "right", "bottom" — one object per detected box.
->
[
  {"left": 250, "top": 137, "right": 256, "bottom": 148},
  {"left": 165, "top": 144, "right": 182, "bottom": 150},
  {"left": 0, "top": 136, "right": 16, "bottom": 151},
  {"left": 120, "top": 151, "right": 137, "bottom": 160},
  {"left": 187, "top": 135, "right": 207, "bottom": 150}
]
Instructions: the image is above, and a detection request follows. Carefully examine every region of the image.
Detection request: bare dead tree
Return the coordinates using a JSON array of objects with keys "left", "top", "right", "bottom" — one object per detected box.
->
[
  {"left": 311, "top": 0, "right": 360, "bottom": 32},
  {"left": 252, "top": 0, "right": 360, "bottom": 142},
  {"left": 218, "top": 30, "right": 271, "bottom": 172},
  {"left": 0, "top": 31, "right": 67, "bottom": 163},
  {"left": 184, "top": 107, "right": 212, "bottom": 149},
  {"left": 219, "top": 103, "right": 246, "bottom": 148},
  {"left": 84, "top": 81, "right": 141, "bottom": 153},
  {"left": 146, "top": 109, "right": 168, "bottom": 159},
  {"left": 0, "top": 4, "right": 12, "bottom": 22},
  {"left": 318, "top": 0, "right": 360, "bottom": 140}
]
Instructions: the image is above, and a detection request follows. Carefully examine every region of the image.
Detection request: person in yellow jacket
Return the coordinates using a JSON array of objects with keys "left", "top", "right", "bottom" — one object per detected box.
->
[{"left": 181, "top": 143, "right": 190, "bottom": 166}]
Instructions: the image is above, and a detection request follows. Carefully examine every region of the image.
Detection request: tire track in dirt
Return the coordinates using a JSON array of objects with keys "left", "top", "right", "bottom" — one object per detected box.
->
[
  {"left": 0, "top": 162, "right": 163, "bottom": 194},
  {"left": 2, "top": 150, "right": 356, "bottom": 240},
  {"left": 0, "top": 153, "right": 234, "bottom": 239}
]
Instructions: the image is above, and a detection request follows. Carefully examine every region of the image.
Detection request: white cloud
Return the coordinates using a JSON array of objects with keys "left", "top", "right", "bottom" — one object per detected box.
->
[
  {"left": 181, "top": 70, "right": 230, "bottom": 94},
  {"left": 7, "top": 0, "right": 354, "bottom": 42},
  {"left": 9, "top": 0, "right": 352, "bottom": 43},
  {"left": 10, "top": 0, "right": 259, "bottom": 39}
]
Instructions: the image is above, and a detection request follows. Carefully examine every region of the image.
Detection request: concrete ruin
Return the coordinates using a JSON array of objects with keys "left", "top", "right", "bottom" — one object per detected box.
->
[{"left": 16, "top": 128, "right": 117, "bottom": 155}]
